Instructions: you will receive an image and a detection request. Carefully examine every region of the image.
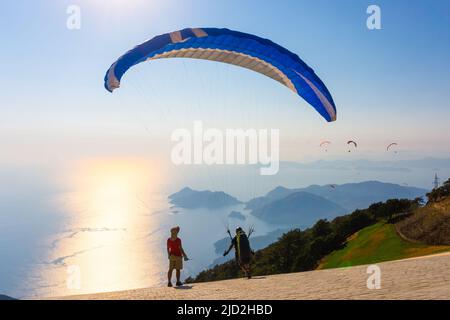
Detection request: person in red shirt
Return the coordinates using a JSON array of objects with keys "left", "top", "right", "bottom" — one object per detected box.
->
[{"left": 167, "top": 226, "right": 189, "bottom": 287}]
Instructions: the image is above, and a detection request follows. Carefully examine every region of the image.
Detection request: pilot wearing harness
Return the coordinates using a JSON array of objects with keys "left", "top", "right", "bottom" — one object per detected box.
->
[{"left": 223, "top": 227, "right": 254, "bottom": 279}]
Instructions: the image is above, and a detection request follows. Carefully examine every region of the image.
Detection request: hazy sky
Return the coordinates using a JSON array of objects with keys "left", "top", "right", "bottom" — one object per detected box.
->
[
  {"left": 1, "top": 0, "right": 450, "bottom": 164},
  {"left": 3, "top": 1, "right": 450, "bottom": 299}
]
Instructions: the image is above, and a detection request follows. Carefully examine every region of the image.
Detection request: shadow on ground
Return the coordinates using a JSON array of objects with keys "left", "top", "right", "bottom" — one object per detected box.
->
[
  {"left": 175, "top": 285, "right": 194, "bottom": 290},
  {"left": 250, "top": 276, "right": 266, "bottom": 280}
]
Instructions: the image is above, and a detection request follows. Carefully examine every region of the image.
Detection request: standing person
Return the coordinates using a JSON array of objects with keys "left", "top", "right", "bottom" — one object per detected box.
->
[
  {"left": 167, "top": 226, "right": 189, "bottom": 287},
  {"left": 223, "top": 227, "right": 254, "bottom": 279}
]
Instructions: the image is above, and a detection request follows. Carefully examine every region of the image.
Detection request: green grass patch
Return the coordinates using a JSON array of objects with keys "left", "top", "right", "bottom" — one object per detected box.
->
[{"left": 318, "top": 222, "right": 450, "bottom": 269}]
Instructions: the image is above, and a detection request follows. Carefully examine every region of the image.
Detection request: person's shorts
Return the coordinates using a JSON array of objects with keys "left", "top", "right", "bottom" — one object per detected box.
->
[{"left": 169, "top": 255, "right": 183, "bottom": 270}]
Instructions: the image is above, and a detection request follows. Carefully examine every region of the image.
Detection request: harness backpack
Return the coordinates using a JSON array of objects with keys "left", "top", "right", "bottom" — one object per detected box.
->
[{"left": 236, "top": 231, "right": 251, "bottom": 263}]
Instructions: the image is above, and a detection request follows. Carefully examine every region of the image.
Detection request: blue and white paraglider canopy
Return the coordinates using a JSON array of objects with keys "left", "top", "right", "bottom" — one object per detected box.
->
[{"left": 104, "top": 27, "right": 337, "bottom": 122}]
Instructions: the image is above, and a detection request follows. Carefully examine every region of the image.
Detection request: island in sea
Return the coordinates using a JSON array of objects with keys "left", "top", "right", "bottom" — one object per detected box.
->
[{"left": 168, "top": 187, "right": 241, "bottom": 209}]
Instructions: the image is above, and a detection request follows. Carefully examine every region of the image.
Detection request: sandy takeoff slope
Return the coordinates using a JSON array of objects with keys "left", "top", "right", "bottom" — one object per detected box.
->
[{"left": 54, "top": 252, "right": 450, "bottom": 300}]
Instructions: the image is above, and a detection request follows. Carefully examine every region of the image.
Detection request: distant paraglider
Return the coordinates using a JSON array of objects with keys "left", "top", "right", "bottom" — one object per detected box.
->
[
  {"left": 387, "top": 143, "right": 398, "bottom": 153},
  {"left": 104, "top": 27, "right": 337, "bottom": 122},
  {"left": 320, "top": 141, "right": 331, "bottom": 152},
  {"left": 347, "top": 140, "right": 357, "bottom": 152}
]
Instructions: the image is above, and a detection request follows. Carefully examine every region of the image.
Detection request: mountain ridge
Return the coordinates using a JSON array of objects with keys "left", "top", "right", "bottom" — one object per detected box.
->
[
  {"left": 251, "top": 191, "right": 346, "bottom": 226},
  {"left": 169, "top": 187, "right": 241, "bottom": 209},
  {"left": 246, "top": 181, "right": 427, "bottom": 216}
]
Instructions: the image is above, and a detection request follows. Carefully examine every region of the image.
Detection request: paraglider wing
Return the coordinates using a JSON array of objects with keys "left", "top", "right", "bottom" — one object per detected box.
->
[
  {"left": 320, "top": 140, "right": 331, "bottom": 147},
  {"left": 104, "top": 28, "right": 337, "bottom": 122},
  {"left": 386, "top": 143, "right": 398, "bottom": 151},
  {"left": 346, "top": 140, "right": 357, "bottom": 152}
]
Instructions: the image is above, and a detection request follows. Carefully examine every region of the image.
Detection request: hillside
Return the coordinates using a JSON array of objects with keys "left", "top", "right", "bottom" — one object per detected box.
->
[
  {"left": 397, "top": 193, "right": 450, "bottom": 245},
  {"left": 187, "top": 195, "right": 449, "bottom": 284},
  {"left": 318, "top": 222, "right": 450, "bottom": 269},
  {"left": 186, "top": 180, "right": 450, "bottom": 284},
  {"left": 319, "top": 182, "right": 450, "bottom": 269},
  {"left": 187, "top": 200, "right": 383, "bottom": 283}
]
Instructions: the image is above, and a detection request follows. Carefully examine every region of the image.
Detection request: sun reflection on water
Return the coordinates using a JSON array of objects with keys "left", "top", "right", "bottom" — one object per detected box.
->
[{"left": 37, "top": 158, "right": 169, "bottom": 297}]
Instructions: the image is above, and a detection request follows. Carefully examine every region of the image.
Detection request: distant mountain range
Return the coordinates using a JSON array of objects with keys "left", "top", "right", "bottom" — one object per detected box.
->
[
  {"left": 246, "top": 181, "right": 427, "bottom": 226},
  {"left": 168, "top": 187, "right": 241, "bottom": 209},
  {"left": 280, "top": 158, "right": 450, "bottom": 171},
  {"left": 169, "top": 181, "right": 427, "bottom": 226}
]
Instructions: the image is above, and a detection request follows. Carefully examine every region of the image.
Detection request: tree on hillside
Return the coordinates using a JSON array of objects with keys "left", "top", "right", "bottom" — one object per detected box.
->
[
  {"left": 413, "top": 196, "right": 425, "bottom": 207},
  {"left": 372, "top": 199, "right": 415, "bottom": 222},
  {"left": 312, "top": 219, "right": 332, "bottom": 238},
  {"left": 427, "top": 178, "right": 450, "bottom": 203},
  {"left": 336, "top": 209, "right": 375, "bottom": 236}
]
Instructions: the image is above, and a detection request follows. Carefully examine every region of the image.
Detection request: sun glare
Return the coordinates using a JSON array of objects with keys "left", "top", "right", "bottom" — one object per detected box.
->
[
  {"left": 73, "top": 158, "right": 162, "bottom": 225},
  {"left": 86, "top": 0, "right": 160, "bottom": 16},
  {"left": 41, "top": 158, "right": 168, "bottom": 294}
]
